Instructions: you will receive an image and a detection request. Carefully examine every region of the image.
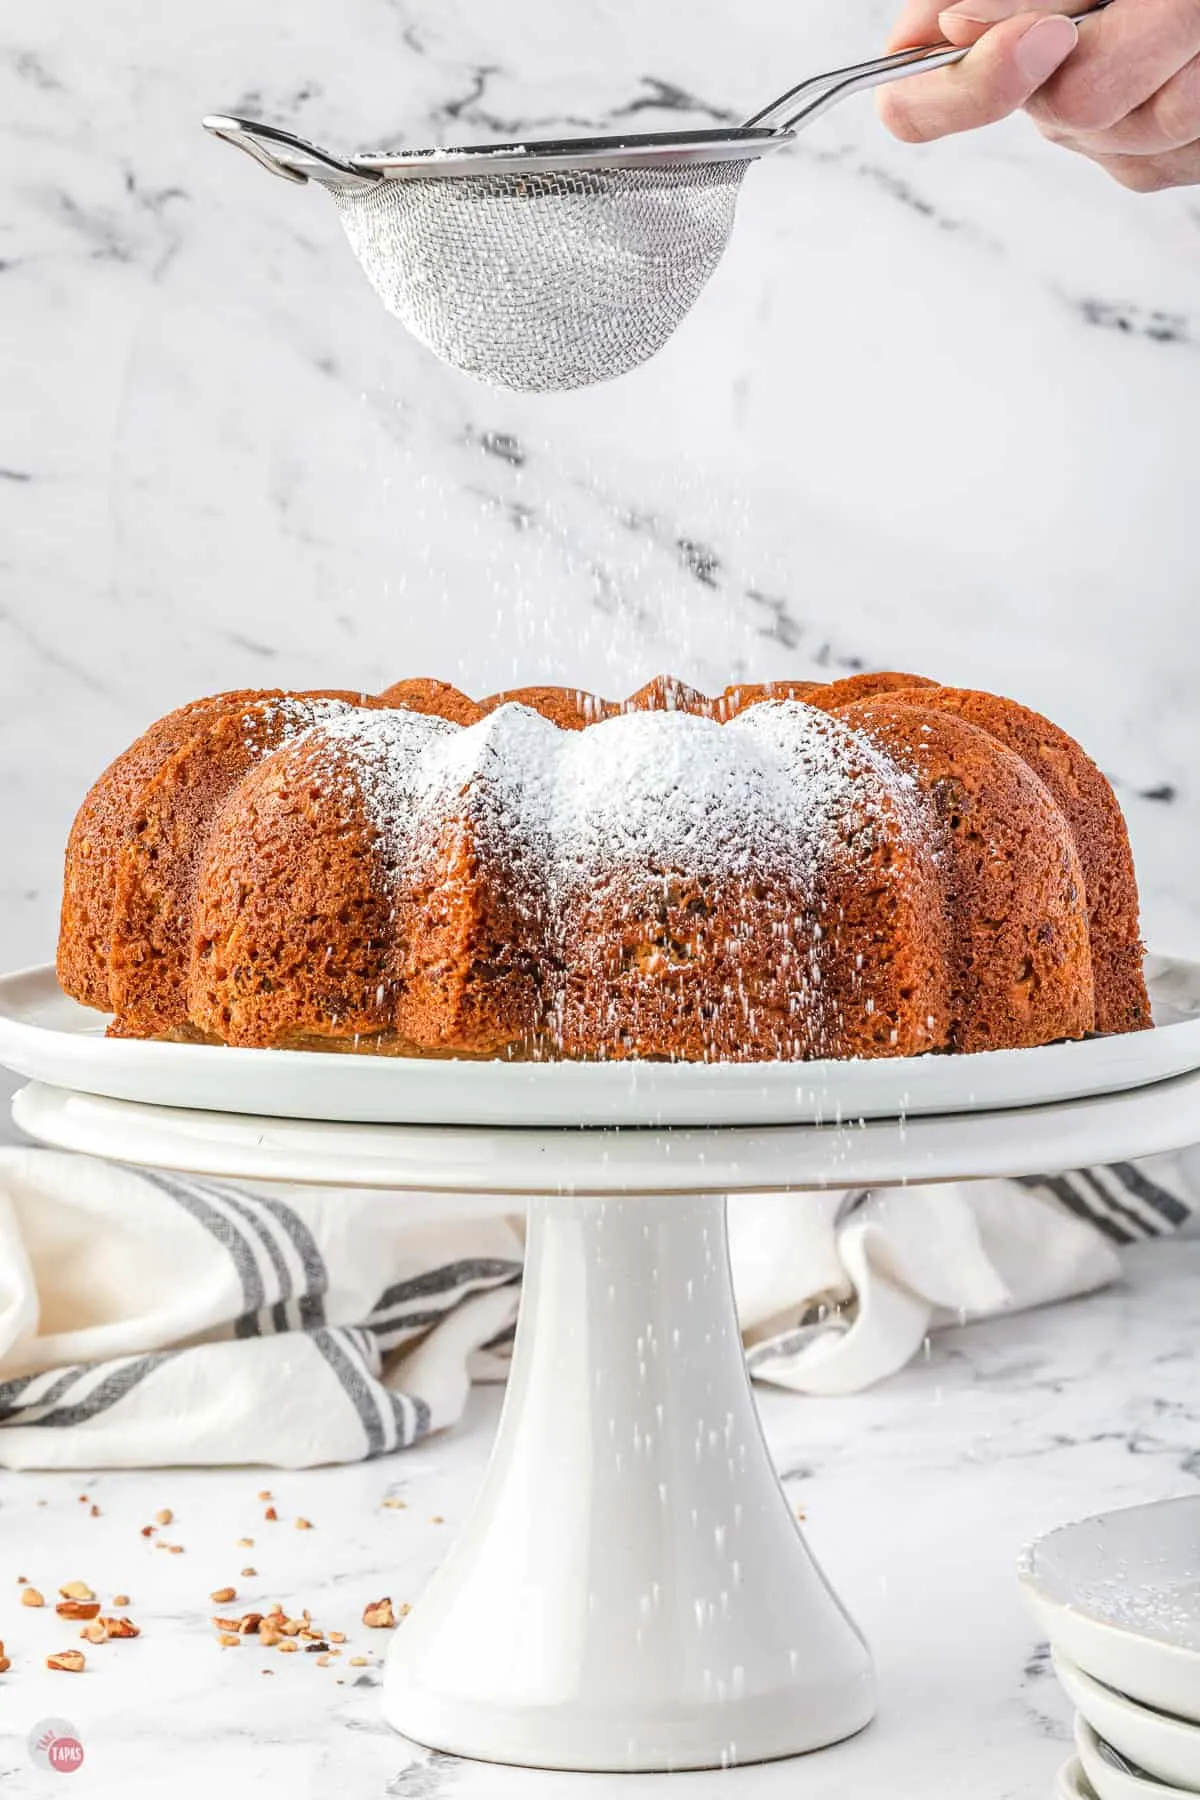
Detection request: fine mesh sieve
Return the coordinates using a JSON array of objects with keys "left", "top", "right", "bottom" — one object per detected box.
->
[
  {"left": 331, "top": 160, "right": 750, "bottom": 394},
  {"left": 204, "top": 4, "right": 1112, "bottom": 394}
]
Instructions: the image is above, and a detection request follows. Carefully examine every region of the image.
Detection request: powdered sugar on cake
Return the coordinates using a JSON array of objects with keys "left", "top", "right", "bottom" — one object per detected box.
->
[{"left": 297, "top": 697, "right": 928, "bottom": 905}]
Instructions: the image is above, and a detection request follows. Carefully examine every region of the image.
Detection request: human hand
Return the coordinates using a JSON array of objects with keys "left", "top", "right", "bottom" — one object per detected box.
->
[{"left": 878, "top": 0, "right": 1200, "bottom": 191}]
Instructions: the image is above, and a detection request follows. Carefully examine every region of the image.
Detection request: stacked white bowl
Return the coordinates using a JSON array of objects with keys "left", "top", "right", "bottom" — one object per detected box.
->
[{"left": 1018, "top": 1497, "right": 1200, "bottom": 1799}]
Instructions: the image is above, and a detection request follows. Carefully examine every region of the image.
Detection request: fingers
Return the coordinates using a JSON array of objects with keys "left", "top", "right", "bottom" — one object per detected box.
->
[
  {"left": 1084, "top": 138, "right": 1200, "bottom": 188},
  {"left": 877, "top": 11, "right": 1079, "bottom": 142},
  {"left": 886, "top": 0, "right": 957, "bottom": 51},
  {"left": 888, "top": 0, "right": 1091, "bottom": 54},
  {"left": 1047, "top": 51, "right": 1200, "bottom": 153},
  {"left": 881, "top": 0, "right": 1200, "bottom": 189},
  {"left": 1027, "top": 0, "right": 1200, "bottom": 136}
]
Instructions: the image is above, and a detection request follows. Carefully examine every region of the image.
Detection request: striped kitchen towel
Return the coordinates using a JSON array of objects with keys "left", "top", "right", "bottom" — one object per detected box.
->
[{"left": 0, "top": 1146, "right": 1195, "bottom": 1467}]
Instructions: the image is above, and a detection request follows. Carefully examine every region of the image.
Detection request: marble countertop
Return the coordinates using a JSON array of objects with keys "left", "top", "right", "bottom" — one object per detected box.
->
[{"left": 1, "top": 1234, "right": 1197, "bottom": 1798}]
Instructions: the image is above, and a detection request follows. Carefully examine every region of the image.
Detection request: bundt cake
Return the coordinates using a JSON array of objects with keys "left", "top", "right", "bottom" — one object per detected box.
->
[{"left": 57, "top": 673, "right": 1149, "bottom": 1062}]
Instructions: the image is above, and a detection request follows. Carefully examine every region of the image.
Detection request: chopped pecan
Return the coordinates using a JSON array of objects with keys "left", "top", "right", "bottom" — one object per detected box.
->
[
  {"left": 362, "top": 1597, "right": 396, "bottom": 1630},
  {"left": 57, "top": 1600, "right": 101, "bottom": 1621},
  {"left": 47, "top": 1650, "right": 86, "bottom": 1673}
]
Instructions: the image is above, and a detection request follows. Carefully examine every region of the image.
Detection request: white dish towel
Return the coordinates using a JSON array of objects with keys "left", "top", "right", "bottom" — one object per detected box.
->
[{"left": 0, "top": 1146, "right": 1195, "bottom": 1469}]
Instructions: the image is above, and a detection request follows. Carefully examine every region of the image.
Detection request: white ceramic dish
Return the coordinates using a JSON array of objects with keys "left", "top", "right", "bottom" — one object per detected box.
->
[
  {"left": 1021, "top": 1499, "right": 1200, "bottom": 1725},
  {"left": 0, "top": 954, "right": 1197, "bottom": 1128},
  {"left": 1060, "top": 1757, "right": 1102, "bottom": 1800},
  {"left": 14, "top": 1060, "right": 1200, "bottom": 1193},
  {"left": 1055, "top": 1655, "right": 1200, "bottom": 1793},
  {"left": 1076, "top": 1715, "right": 1198, "bottom": 1800}
]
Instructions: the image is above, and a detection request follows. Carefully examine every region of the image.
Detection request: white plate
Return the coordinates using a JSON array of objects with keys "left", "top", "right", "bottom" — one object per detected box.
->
[
  {"left": 0, "top": 955, "right": 1197, "bottom": 1129},
  {"left": 1077, "top": 1715, "right": 1197, "bottom": 1800},
  {"left": 1055, "top": 1656, "right": 1200, "bottom": 1793},
  {"left": 1060, "top": 1758, "right": 1102, "bottom": 1800},
  {"left": 1020, "top": 1499, "right": 1200, "bottom": 1725}
]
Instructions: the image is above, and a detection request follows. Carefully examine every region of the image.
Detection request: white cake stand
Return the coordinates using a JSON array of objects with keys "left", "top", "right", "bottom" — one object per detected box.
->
[{"left": 12, "top": 1021, "right": 1200, "bottom": 1773}]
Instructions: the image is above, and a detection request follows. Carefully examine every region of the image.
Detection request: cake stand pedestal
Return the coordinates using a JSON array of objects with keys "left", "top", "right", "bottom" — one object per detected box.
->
[
  {"left": 13, "top": 1068, "right": 1200, "bottom": 1773},
  {"left": 390, "top": 1187, "right": 872, "bottom": 1772}
]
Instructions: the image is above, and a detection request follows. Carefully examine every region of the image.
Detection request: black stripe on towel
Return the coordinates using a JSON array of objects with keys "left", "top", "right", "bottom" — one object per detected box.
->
[
  {"left": 1076, "top": 1168, "right": 1163, "bottom": 1240},
  {"left": 204, "top": 1183, "right": 330, "bottom": 1331},
  {"left": 0, "top": 1366, "right": 88, "bottom": 1421},
  {"left": 0, "top": 1371, "right": 49, "bottom": 1417},
  {"left": 364, "top": 1307, "right": 457, "bottom": 1342},
  {"left": 368, "top": 1259, "right": 521, "bottom": 1320},
  {"left": 310, "top": 1328, "right": 388, "bottom": 1458},
  {"left": 1015, "top": 1174, "right": 1135, "bottom": 1245},
  {"left": 34, "top": 1353, "right": 170, "bottom": 1429},
  {"left": 213, "top": 1188, "right": 296, "bottom": 1332},
  {"left": 253, "top": 1193, "right": 329, "bottom": 1329},
  {"left": 141, "top": 1172, "right": 266, "bottom": 1336},
  {"left": 1108, "top": 1162, "right": 1192, "bottom": 1230},
  {"left": 388, "top": 1389, "right": 431, "bottom": 1449}
]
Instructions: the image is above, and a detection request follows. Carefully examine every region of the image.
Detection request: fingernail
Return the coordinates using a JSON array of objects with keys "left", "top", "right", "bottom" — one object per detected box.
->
[
  {"left": 1013, "top": 14, "right": 1079, "bottom": 83},
  {"left": 940, "top": 0, "right": 1019, "bottom": 20}
]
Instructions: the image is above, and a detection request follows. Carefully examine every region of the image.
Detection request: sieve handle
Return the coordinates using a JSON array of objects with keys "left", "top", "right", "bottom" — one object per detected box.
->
[
  {"left": 744, "top": 0, "right": 1114, "bottom": 133},
  {"left": 202, "top": 115, "right": 379, "bottom": 190}
]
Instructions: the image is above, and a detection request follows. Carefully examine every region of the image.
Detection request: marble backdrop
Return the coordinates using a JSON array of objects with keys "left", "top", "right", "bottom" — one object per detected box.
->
[{"left": 3, "top": 0, "right": 1199, "bottom": 1021}]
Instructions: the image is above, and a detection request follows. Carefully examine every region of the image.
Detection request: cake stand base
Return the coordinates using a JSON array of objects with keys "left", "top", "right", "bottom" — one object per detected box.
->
[{"left": 382, "top": 1188, "right": 873, "bottom": 1772}]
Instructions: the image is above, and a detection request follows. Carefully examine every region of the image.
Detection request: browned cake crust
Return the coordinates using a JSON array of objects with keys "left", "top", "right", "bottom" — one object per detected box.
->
[
  {"left": 837, "top": 699, "right": 1095, "bottom": 1051},
  {"left": 106, "top": 694, "right": 382, "bottom": 1041},
  {"left": 58, "top": 690, "right": 270, "bottom": 1011},
  {"left": 882, "top": 686, "right": 1149, "bottom": 1036},
  {"left": 717, "top": 681, "right": 819, "bottom": 720},
  {"left": 189, "top": 730, "right": 415, "bottom": 1052},
  {"left": 477, "top": 686, "right": 609, "bottom": 731},
  {"left": 377, "top": 679, "right": 484, "bottom": 727},
  {"left": 805, "top": 671, "right": 937, "bottom": 710},
  {"left": 188, "top": 725, "right": 549, "bottom": 1056},
  {"left": 57, "top": 673, "right": 1146, "bottom": 1062}
]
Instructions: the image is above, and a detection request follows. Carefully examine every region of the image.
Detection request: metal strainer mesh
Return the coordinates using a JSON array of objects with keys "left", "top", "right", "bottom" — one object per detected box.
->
[{"left": 331, "top": 161, "right": 750, "bottom": 393}]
